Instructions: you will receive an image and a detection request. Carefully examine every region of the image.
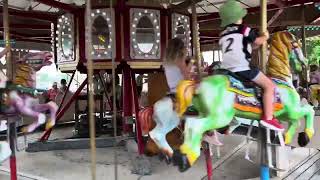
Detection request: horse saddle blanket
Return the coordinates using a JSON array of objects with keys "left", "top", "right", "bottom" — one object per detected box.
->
[{"left": 227, "top": 76, "right": 291, "bottom": 114}]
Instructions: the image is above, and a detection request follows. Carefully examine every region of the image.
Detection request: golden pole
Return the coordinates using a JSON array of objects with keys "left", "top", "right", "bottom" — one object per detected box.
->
[
  {"left": 85, "top": 0, "right": 97, "bottom": 180},
  {"left": 191, "top": 3, "right": 201, "bottom": 78},
  {"left": 260, "top": 0, "right": 267, "bottom": 73},
  {"left": 3, "top": 0, "right": 12, "bottom": 80}
]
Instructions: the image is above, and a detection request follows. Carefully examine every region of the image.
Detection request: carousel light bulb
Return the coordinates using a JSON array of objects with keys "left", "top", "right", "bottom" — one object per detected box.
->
[
  {"left": 98, "top": 54, "right": 101, "bottom": 57},
  {"left": 150, "top": 13, "right": 154, "bottom": 17},
  {"left": 154, "top": 19, "right": 157, "bottom": 24},
  {"left": 134, "top": 18, "right": 138, "bottom": 21},
  {"left": 132, "top": 31, "right": 135, "bottom": 35},
  {"left": 154, "top": 45, "right": 158, "bottom": 49},
  {"left": 152, "top": 51, "right": 155, "bottom": 55},
  {"left": 107, "top": 17, "right": 110, "bottom": 21},
  {"left": 176, "top": 22, "right": 179, "bottom": 25},
  {"left": 96, "top": 10, "right": 100, "bottom": 14},
  {"left": 102, "top": 12, "right": 106, "bottom": 16},
  {"left": 91, "top": 13, "right": 95, "bottom": 17},
  {"left": 134, "top": 45, "right": 137, "bottom": 48},
  {"left": 108, "top": 45, "right": 111, "bottom": 49},
  {"left": 185, "top": 19, "right": 188, "bottom": 23},
  {"left": 145, "top": 54, "right": 149, "bottom": 57},
  {"left": 133, "top": 38, "right": 136, "bottom": 42},
  {"left": 178, "top": 17, "right": 181, "bottom": 21},
  {"left": 188, "top": 30, "right": 191, "bottom": 34},
  {"left": 68, "top": 28, "right": 71, "bottom": 31},
  {"left": 174, "top": 35, "right": 177, "bottom": 38},
  {"left": 175, "top": 28, "right": 178, "bottom": 31},
  {"left": 144, "top": 10, "right": 148, "bottom": 13},
  {"left": 57, "top": 24, "right": 61, "bottom": 28},
  {"left": 62, "top": 15, "right": 65, "bottom": 18},
  {"left": 156, "top": 39, "right": 160, "bottom": 43},
  {"left": 187, "top": 24, "right": 190, "bottom": 28},
  {"left": 59, "top": 19, "right": 62, "bottom": 23},
  {"left": 157, "top": 32, "right": 160, "bottom": 36},
  {"left": 104, "top": 51, "right": 108, "bottom": 55},
  {"left": 91, "top": 52, "right": 94, "bottom": 55},
  {"left": 108, "top": 24, "right": 112, "bottom": 28},
  {"left": 139, "top": 12, "right": 142, "bottom": 16},
  {"left": 132, "top": 24, "right": 136, "bottom": 28},
  {"left": 62, "top": 32, "right": 65, "bottom": 35},
  {"left": 56, "top": 30, "right": 59, "bottom": 34},
  {"left": 56, "top": 37, "right": 59, "bottom": 41},
  {"left": 156, "top": 25, "right": 159, "bottom": 29},
  {"left": 189, "top": 37, "right": 192, "bottom": 40}
]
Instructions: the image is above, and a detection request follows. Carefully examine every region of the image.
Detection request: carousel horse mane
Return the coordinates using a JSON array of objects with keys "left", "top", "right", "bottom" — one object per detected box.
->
[
  {"left": 14, "top": 52, "right": 52, "bottom": 88},
  {"left": 267, "top": 31, "right": 295, "bottom": 81}
]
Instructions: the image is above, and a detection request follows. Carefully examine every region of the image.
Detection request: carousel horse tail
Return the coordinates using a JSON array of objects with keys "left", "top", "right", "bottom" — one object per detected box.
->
[
  {"left": 149, "top": 97, "right": 180, "bottom": 156},
  {"left": 138, "top": 106, "right": 155, "bottom": 136}
]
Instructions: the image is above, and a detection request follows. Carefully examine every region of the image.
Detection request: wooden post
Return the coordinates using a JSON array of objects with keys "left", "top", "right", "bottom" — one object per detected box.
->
[{"left": 85, "top": 0, "right": 96, "bottom": 179}]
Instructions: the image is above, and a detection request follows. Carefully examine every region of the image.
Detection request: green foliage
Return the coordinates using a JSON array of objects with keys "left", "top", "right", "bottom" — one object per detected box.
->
[{"left": 306, "top": 39, "right": 320, "bottom": 66}]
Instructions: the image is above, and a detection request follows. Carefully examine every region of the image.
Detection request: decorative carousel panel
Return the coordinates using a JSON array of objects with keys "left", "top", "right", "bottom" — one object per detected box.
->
[
  {"left": 130, "top": 8, "right": 161, "bottom": 60},
  {"left": 56, "top": 14, "right": 75, "bottom": 64},
  {"left": 172, "top": 13, "right": 191, "bottom": 55},
  {"left": 89, "top": 8, "right": 115, "bottom": 59}
]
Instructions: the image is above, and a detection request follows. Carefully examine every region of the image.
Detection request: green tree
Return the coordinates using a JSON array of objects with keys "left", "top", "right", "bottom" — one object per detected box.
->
[{"left": 306, "top": 39, "right": 320, "bottom": 66}]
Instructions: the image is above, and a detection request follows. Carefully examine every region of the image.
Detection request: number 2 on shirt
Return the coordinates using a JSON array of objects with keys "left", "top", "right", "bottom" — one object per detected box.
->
[{"left": 224, "top": 38, "right": 234, "bottom": 53}]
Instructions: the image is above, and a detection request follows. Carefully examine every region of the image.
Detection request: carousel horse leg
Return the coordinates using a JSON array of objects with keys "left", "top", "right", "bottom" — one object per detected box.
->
[
  {"left": 9, "top": 93, "right": 46, "bottom": 133},
  {"left": 175, "top": 113, "right": 233, "bottom": 172},
  {"left": 149, "top": 97, "right": 179, "bottom": 158},
  {"left": 33, "top": 101, "right": 58, "bottom": 130}
]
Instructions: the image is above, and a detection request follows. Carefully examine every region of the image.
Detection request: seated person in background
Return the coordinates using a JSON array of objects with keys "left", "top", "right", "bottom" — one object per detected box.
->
[{"left": 310, "top": 65, "right": 320, "bottom": 84}]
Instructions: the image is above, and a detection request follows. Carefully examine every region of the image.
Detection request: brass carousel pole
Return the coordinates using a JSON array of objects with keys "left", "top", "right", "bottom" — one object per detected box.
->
[
  {"left": 85, "top": 0, "right": 97, "bottom": 180},
  {"left": 192, "top": 3, "right": 212, "bottom": 180},
  {"left": 259, "top": 0, "right": 270, "bottom": 179}
]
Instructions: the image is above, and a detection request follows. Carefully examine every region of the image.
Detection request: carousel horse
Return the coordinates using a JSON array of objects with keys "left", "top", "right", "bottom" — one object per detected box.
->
[
  {"left": 0, "top": 52, "right": 58, "bottom": 133},
  {"left": 170, "top": 31, "right": 314, "bottom": 172}
]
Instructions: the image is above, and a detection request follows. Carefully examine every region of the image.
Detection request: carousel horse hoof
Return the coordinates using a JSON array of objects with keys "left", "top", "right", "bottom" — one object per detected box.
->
[
  {"left": 45, "top": 119, "right": 55, "bottom": 131},
  {"left": 172, "top": 150, "right": 191, "bottom": 172},
  {"left": 298, "top": 132, "right": 310, "bottom": 147},
  {"left": 158, "top": 152, "right": 171, "bottom": 164}
]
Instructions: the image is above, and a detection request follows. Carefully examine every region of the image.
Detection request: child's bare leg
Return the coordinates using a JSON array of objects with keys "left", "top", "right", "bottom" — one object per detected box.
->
[{"left": 252, "top": 72, "right": 284, "bottom": 131}]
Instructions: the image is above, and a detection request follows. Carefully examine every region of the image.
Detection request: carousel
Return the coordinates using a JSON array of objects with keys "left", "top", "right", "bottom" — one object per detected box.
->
[{"left": 0, "top": 0, "right": 320, "bottom": 180}]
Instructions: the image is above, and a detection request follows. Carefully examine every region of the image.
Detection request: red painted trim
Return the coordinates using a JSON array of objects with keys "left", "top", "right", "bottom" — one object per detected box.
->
[
  {"left": 204, "top": 143, "right": 213, "bottom": 180},
  {"left": 123, "top": 6, "right": 131, "bottom": 61},
  {"left": 131, "top": 70, "right": 145, "bottom": 154},
  {"left": 10, "top": 156, "right": 17, "bottom": 180},
  {"left": 160, "top": 10, "right": 169, "bottom": 60},
  {"left": 34, "top": 0, "right": 79, "bottom": 13},
  {"left": 115, "top": 4, "right": 123, "bottom": 61},
  {"left": 121, "top": 62, "right": 133, "bottom": 133},
  {"left": 77, "top": 9, "right": 86, "bottom": 63},
  {"left": 40, "top": 78, "right": 88, "bottom": 141}
]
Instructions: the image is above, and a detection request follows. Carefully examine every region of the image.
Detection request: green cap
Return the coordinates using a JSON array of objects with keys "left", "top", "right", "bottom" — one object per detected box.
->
[{"left": 219, "top": 0, "right": 247, "bottom": 27}]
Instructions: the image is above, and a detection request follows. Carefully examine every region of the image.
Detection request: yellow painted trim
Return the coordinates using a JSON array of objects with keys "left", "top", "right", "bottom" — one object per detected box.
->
[{"left": 180, "top": 144, "right": 198, "bottom": 166}]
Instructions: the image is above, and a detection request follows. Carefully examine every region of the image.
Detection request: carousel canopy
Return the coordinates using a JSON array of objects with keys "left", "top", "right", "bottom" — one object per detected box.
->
[{"left": 0, "top": 0, "right": 320, "bottom": 51}]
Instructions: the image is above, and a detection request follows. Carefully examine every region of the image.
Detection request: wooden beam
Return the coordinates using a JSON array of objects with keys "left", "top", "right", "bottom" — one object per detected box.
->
[
  {"left": 0, "top": 8, "right": 58, "bottom": 22},
  {"left": 198, "top": 0, "right": 320, "bottom": 22},
  {"left": 171, "top": 0, "right": 203, "bottom": 10},
  {"left": 33, "top": 0, "right": 79, "bottom": 13},
  {"left": 0, "top": 24, "right": 51, "bottom": 30}
]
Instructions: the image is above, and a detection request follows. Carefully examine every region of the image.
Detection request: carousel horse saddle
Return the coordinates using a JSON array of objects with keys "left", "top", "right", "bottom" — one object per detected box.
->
[{"left": 215, "top": 70, "right": 287, "bottom": 113}]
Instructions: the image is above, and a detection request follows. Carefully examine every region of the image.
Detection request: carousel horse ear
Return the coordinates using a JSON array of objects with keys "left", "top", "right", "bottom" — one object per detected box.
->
[{"left": 298, "top": 132, "right": 310, "bottom": 147}]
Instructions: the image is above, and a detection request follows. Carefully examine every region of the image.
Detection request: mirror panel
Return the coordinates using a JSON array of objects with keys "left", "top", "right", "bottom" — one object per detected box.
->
[
  {"left": 130, "top": 9, "right": 161, "bottom": 59},
  {"left": 172, "top": 13, "right": 191, "bottom": 55},
  {"left": 57, "top": 13, "right": 75, "bottom": 63}
]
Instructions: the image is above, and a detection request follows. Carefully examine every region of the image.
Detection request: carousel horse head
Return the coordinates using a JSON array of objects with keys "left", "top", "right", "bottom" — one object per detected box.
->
[
  {"left": 267, "top": 31, "right": 307, "bottom": 82},
  {"left": 18, "top": 51, "right": 53, "bottom": 71}
]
